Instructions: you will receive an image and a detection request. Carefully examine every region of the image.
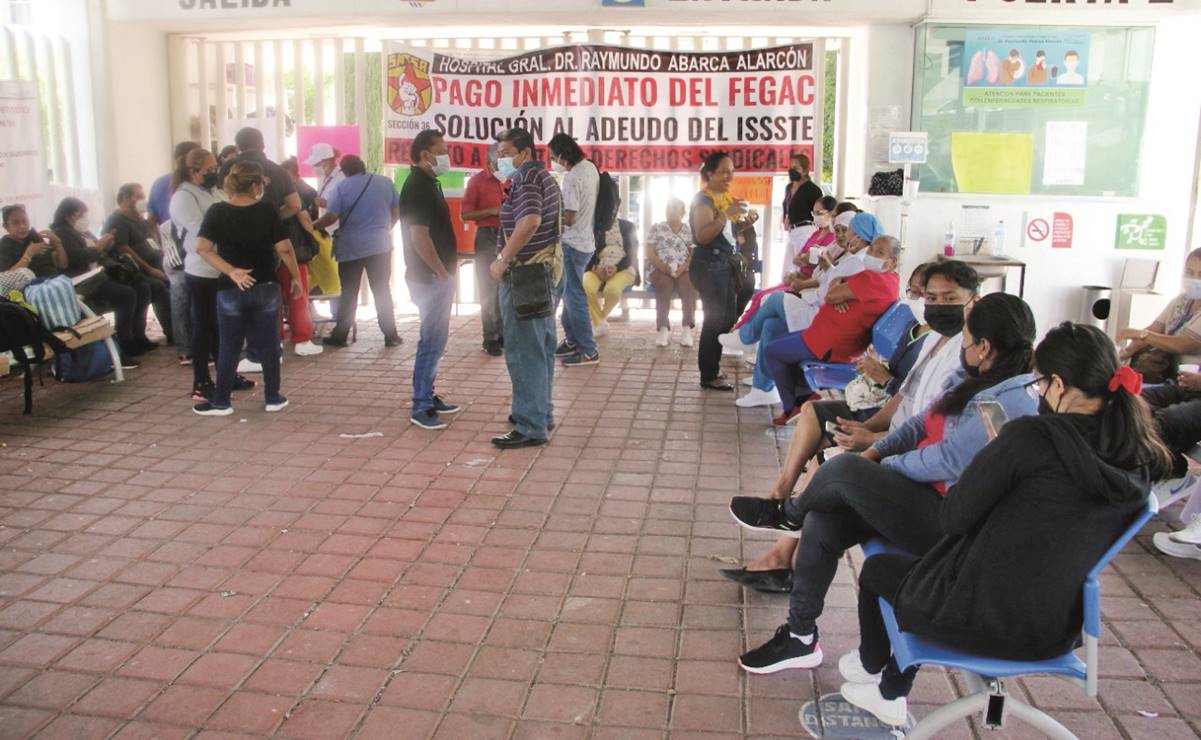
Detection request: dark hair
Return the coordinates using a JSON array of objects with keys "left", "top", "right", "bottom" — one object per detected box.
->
[
  {"left": 547, "top": 133, "right": 585, "bottom": 166},
  {"left": 934, "top": 293, "right": 1036, "bottom": 416},
  {"left": 498, "top": 128, "right": 535, "bottom": 157},
  {"left": 1186, "top": 248, "right": 1201, "bottom": 263},
  {"left": 280, "top": 156, "right": 299, "bottom": 176},
  {"left": 234, "top": 127, "right": 265, "bottom": 152},
  {"left": 340, "top": 154, "right": 368, "bottom": 177},
  {"left": 51, "top": 197, "right": 87, "bottom": 229},
  {"left": 116, "top": 183, "right": 141, "bottom": 204},
  {"left": 1035, "top": 322, "right": 1174, "bottom": 483},
  {"left": 224, "top": 161, "right": 264, "bottom": 196},
  {"left": 218, "top": 145, "right": 239, "bottom": 161},
  {"left": 790, "top": 152, "right": 810, "bottom": 171},
  {"left": 699, "top": 151, "right": 730, "bottom": 182},
  {"left": 172, "top": 148, "right": 213, "bottom": 191},
  {"left": 172, "top": 140, "right": 201, "bottom": 162},
  {"left": 922, "top": 260, "right": 979, "bottom": 294},
  {"left": 410, "top": 130, "right": 445, "bottom": 165},
  {"left": 909, "top": 261, "right": 933, "bottom": 287},
  {"left": 1065, "top": 50, "right": 1079, "bottom": 58},
  {"left": 815, "top": 195, "right": 838, "bottom": 213},
  {"left": 2, "top": 204, "right": 27, "bottom": 226},
  {"left": 834, "top": 201, "right": 859, "bottom": 216}
]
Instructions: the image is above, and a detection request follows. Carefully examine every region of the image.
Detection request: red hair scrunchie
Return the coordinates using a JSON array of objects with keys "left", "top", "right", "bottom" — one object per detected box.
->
[{"left": 1108, "top": 366, "right": 1144, "bottom": 396}]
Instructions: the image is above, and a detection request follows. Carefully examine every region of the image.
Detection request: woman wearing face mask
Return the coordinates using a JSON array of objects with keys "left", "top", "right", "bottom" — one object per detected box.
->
[
  {"left": 49, "top": 198, "right": 145, "bottom": 366},
  {"left": 1117, "top": 249, "right": 1201, "bottom": 386},
  {"left": 192, "top": 162, "right": 304, "bottom": 416},
  {"left": 782, "top": 153, "right": 824, "bottom": 270},
  {"left": 842, "top": 322, "right": 1172, "bottom": 727},
  {"left": 728, "top": 292, "right": 1038, "bottom": 676}
]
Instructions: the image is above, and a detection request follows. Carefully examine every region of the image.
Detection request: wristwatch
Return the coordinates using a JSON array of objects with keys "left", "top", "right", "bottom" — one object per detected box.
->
[{"left": 496, "top": 255, "right": 513, "bottom": 265}]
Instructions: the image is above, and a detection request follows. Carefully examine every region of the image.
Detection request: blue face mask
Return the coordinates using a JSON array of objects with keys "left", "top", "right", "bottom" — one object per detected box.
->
[{"left": 496, "top": 156, "right": 517, "bottom": 181}]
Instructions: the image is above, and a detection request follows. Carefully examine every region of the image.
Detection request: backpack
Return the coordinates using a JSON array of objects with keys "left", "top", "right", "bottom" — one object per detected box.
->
[
  {"left": 23, "top": 276, "right": 81, "bottom": 331},
  {"left": 52, "top": 342, "right": 113, "bottom": 384},
  {"left": 0, "top": 297, "right": 69, "bottom": 414},
  {"left": 593, "top": 171, "right": 620, "bottom": 235}
]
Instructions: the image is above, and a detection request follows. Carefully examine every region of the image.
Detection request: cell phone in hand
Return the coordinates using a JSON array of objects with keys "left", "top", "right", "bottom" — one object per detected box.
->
[
  {"left": 29, "top": 228, "right": 44, "bottom": 243},
  {"left": 824, "top": 420, "right": 844, "bottom": 436}
]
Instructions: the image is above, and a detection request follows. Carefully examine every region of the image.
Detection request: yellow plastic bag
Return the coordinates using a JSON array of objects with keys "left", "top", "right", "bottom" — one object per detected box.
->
[{"left": 307, "top": 229, "right": 341, "bottom": 296}]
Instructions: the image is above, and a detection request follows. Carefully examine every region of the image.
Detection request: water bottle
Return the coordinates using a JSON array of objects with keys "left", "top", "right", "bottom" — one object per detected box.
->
[
  {"left": 942, "top": 223, "right": 956, "bottom": 257},
  {"left": 992, "top": 221, "right": 1006, "bottom": 256}
]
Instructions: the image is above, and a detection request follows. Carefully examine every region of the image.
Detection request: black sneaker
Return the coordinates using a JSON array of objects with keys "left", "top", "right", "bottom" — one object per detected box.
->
[
  {"left": 232, "top": 374, "right": 256, "bottom": 392},
  {"left": 193, "top": 402, "right": 233, "bottom": 417},
  {"left": 738, "top": 624, "right": 823, "bottom": 674},
  {"left": 119, "top": 356, "right": 141, "bottom": 370},
  {"left": 554, "top": 340, "right": 577, "bottom": 357},
  {"left": 508, "top": 414, "right": 555, "bottom": 432},
  {"left": 729, "top": 497, "right": 801, "bottom": 536},
  {"left": 191, "top": 381, "right": 214, "bottom": 402},
  {"left": 561, "top": 351, "right": 599, "bottom": 368},
  {"left": 482, "top": 340, "right": 502, "bottom": 356},
  {"left": 384, "top": 335, "right": 403, "bottom": 348},
  {"left": 432, "top": 395, "right": 461, "bottom": 415}
]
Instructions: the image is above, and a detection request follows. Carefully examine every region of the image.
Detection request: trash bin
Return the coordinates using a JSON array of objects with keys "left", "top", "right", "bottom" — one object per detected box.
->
[{"left": 1080, "top": 286, "right": 1112, "bottom": 332}]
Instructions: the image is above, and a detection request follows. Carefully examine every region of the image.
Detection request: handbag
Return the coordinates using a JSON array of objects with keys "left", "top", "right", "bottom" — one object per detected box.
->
[
  {"left": 727, "top": 252, "right": 756, "bottom": 296},
  {"left": 505, "top": 260, "right": 555, "bottom": 320},
  {"left": 101, "top": 254, "right": 141, "bottom": 284},
  {"left": 287, "top": 217, "right": 318, "bottom": 263},
  {"left": 331, "top": 175, "right": 374, "bottom": 256},
  {"left": 868, "top": 168, "right": 904, "bottom": 196},
  {"left": 23, "top": 276, "right": 81, "bottom": 331}
]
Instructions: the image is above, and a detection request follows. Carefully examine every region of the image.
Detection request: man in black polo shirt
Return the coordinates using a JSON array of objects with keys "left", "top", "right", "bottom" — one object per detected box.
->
[{"left": 399, "top": 129, "right": 460, "bottom": 430}]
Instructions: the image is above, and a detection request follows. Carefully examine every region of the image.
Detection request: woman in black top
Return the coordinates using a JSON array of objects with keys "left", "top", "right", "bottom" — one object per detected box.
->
[
  {"left": 192, "top": 162, "right": 304, "bottom": 417},
  {"left": 783, "top": 153, "right": 823, "bottom": 231},
  {"left": 841, "top": 322, "right": 1174, "bottom": 727},
  {"left": 690, "top": 151, "right": 745, "bottom": 391},
  {"left": 51, "top": 197, "right": 153, "bottom": 356},
  {"left": 0, "top": 204, "right": 66, "bottom": 278}
]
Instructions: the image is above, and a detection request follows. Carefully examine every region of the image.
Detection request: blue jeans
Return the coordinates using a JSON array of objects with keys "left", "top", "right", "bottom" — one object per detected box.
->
[
  {"left": 558, "top": 243, "right": 596, "bottom": 356},
  {"left": 764, "top": 333, "right": 817, "bottom": 412},
  {"left": 690, "top": 254, "right": 737, "bottom": 383},
  {"left": 214, "top": 283, "right": 283, "bottom": 408},
  {"left": 408, "top": 277, "right": 457, "bottom": 414},
  {"left": 738, "top": 292, "right": 792, "bottom": 392},
  {"left": 500, "top": 278, "right": 555, "bottom": 439}
]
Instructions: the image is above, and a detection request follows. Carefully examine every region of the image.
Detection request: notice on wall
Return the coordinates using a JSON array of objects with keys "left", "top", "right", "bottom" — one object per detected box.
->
[
  {"left": 382, "top": 42, "right": 817, "bottom": 174},
  {"left": 1116, "top": 214, "right": 1168, "bottom": 251},
  {"left": 0, "top": 81, "right": 48, "bottom": 226},
  {"left": 962, "top": 29, "right": 1089, "bottom": 107},
  {"left": 950, "top": 132, "right": 1034, "bottom": 194},
  {"left": 1052, "top": 211, "right": 1074, "bottom": 249},
  {"left": 296, "top": 126, "right": 360, "bottom": 178},
  {"left": 1042, "top": 121, "right": 1087, "bottom": 186}
]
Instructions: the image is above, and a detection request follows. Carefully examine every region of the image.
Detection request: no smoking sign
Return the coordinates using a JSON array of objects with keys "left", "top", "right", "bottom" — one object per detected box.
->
[
  {"left": 1027, "top": 218, "right": 1050, "bottom": 242},
  {"left": 1024, "top": 212, "right": 1074, "bottom": 249}
]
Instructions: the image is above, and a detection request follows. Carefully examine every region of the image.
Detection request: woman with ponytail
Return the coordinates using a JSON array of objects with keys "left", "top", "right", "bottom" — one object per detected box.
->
[
  {"left": 728, "top": 293, "right": 1039, "bottom": 676},
  {"left": 838, "top": 322, "right": 1172, "bottom": 727}
]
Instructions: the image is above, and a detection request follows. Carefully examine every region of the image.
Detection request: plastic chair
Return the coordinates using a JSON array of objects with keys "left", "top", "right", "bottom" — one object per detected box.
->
[
  {"left": 860, "top": 493, "right": 1158, "bottom": 739},
  {"left": 800, "top": 301, "right": 915, "bottom": 392}
]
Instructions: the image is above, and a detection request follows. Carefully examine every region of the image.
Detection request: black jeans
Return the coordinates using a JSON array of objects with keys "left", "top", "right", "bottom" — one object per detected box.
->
[
  {"left": 135, "top": 274, "right": 173, "bottom": 343},
  {"left": 690, "top": 253, "right": 736, "bottom": 383},
  {"left": 782, "top": 453, "right": 944, "bottom": 633},
  {"left": 86, "top": 279, "right": 141, "bottom": 346},
  {"left": 858, "top": 553, "right": 922, "bottom": 700},
  {"left": 332, "top": 252, "right": 397, "bottom": 341},
  {"left": 1142, "top": 383, "right": 1201, "bottom": 455},
  {"left": 187, "top": 274, "right": 221, "bottom": 386}
]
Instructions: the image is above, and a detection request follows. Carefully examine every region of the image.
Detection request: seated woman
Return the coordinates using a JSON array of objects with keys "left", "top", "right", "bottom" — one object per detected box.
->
[
  {"left": 646, "top": 198, "right": 696, "bottom": 348},
  {"left": 728, "top": 292, "right": 1038, "bottom": 674},
  {"left": 842, "top": 322, "right": 1173, "bottom": 726},
  {"left": 763, "top": 232, "right": 902, "bottom": 426},
  {"left": 1117, "top": 248, "right": 1201, "bottom": 384},
  {"left": 50, "top": 197, "right": 153, "bottom": 361},
  {"left": 582, "top": 207, "right": 639, "bottom": 337},
  {"left": 723, "top": 212, "right": 883, "bottom": 408}
]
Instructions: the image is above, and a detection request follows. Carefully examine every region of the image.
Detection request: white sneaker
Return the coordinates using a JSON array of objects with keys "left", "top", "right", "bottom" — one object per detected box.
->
[
  {"left": 655, "top": 327, "right": 670, "bottom": 347},
  {"left": 293, "top": 341, "right": 324, "bottom": 357},
  {"left": 680, "top": 327, "right": 694, "bottom": 347},
  {"left": 735, "top": 387, "right": 780, "bottom": 408},
  {"left": 593, "top": 321, "right": 609, "bottom": 338},
  {"left": 237, "top": 358, "right": 263, "bottom": 374},
  {"left": 741, "top": 377, "right": 753, "bottom": 387},
  {"left": 718, "top": 332, "right": 751, "bottom": 352},
  {"left": 840, "top": 682, "right": 908, "bottom": 727},
  {"left": 1153, "top": 532, "right": 1201, "bottom": 560},
  {"left": 1172, "top": 513, "right": 1201, "bottom": 545},
  {"left": 838, "top": 651, "right": 882, "bottom": 685}
]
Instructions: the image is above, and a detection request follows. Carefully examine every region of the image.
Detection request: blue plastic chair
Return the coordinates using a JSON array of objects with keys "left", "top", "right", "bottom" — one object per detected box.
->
[
  {"left": 800, "top": 301, "right": 915, "bottom": 392},
  {"left": 861, "top": 493, "right": 1158, "bottom": 739}
]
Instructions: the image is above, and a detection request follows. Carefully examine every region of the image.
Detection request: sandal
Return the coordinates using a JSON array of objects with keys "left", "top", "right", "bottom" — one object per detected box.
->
[{"left": 700, "top": 380, "right": 735, "bottom": 391}]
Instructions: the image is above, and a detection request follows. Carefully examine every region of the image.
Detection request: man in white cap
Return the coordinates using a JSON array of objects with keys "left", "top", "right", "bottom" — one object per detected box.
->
[{"left": 305, "top": 143, "right": 344, "bottom": 223}]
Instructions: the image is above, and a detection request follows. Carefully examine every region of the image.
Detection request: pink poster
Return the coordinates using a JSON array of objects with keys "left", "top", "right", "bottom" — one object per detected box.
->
[{"left": 296, "top": 125, "right": 360, "bottom": 178}]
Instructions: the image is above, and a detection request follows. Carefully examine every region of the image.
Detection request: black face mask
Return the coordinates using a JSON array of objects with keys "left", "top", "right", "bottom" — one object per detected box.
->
[
  {"left": 1038, "top": 395, "right": 1055, "bottom": 415},
  {"left": 202, "top": 172, "right": 219, "bottom": 190},
  {"left": 925, "top": 303, "right": 966, "bottom": 337},
  {"left": 788, "top": 170, "right": 802, "bottom": 182},
  {"left": 960, "top": 344, "right": 981, "bottom": 378}
]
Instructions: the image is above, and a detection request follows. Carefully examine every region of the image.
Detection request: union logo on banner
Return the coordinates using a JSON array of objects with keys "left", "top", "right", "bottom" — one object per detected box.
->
[{"left": 388, "top": 53, "right": 433, "bottom": 117}]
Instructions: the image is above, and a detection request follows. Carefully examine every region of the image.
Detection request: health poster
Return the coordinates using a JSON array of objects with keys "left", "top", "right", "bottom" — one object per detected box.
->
[
  {"left": 950, "top": 132, "right": 1034, "bottom": 194},
  {"left": 962, "top": 30, "right": 1089, "bottom": 107}
]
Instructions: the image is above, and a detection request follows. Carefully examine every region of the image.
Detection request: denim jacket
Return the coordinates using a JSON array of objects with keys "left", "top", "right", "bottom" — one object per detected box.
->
[{"left": 872, "top": 373, "right": 1038, "bottom": 490}]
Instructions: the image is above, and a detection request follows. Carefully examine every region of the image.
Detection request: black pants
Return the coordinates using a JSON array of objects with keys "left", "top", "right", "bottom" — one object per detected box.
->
[
  {"left": 332, "top": 252, "right": 398, "bottom": 342},
  {"left": 782, "top": 453, "right": 944, "bottom": 633},
  {"left": 86, "top": 279, "right": 142, "bottom": 346},
  {"left": 139, "top": 274, "right": 173, "bottom": 343},
  {"left": 690, "top": 254, "right": 736, "bottom": 383},
  {"left": 1142, "top": 383, "right": 1201, "bottom": 456},
  {"left": 858, "top": 554, "right": 922, "bottom": 700},
  {"left": 473, "top": 228, "right": 503, "bottom": 343},
  {"left": 187, "top": 274, "right": 221, "bottom": 386}
]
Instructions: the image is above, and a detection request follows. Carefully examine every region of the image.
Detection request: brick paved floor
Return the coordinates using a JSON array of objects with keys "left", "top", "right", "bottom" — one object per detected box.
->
[{"left": 1, "top": 313, "right": 1200, "bottom": 739}]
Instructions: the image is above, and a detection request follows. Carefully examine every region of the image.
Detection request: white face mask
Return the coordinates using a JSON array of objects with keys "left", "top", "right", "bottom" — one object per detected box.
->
[
  {"left": 74, "top": 216, "right": 91, "bottom": 233},
  {"left": 551, "top": 160, "right": 567, "bottom": 174},
  {"left": 903, "top": 297, "right": 925, "bottom": 323},
  {"left": 432, "top": 153, "right": 451, "bottom": 177},
  {"left": 814, "top": 213, "right": 831, "bottom": 229},
  {"left": 496, "top": 157, "right": 517, "bottom": 181},
  {"left": 862, "top": 254, "right": 888, "bottom": 273},
  {"left": 1185, "top": 277, "right": 1201, "bottom": 301}
]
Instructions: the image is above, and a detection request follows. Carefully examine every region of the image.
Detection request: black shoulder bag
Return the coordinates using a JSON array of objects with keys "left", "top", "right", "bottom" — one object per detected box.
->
[
  {"left": 332, "top": 175, "right": 375, "bottom": 256},
  {"left": 503, "top": 182, "right": 560, "bottom": 320}
]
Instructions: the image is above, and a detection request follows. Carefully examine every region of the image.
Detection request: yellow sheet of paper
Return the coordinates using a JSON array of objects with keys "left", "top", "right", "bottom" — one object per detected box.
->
[{"left": 950, "top": 132, "right": 1035, "bottom": 194}]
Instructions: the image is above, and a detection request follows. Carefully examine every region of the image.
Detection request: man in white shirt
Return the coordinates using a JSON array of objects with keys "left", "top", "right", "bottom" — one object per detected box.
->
[
  {"left": 547, "top": 133, "right": 601, "bottom": 367},
  {"left": 306, "top": 143, "right": 345, "bottom": 233}
]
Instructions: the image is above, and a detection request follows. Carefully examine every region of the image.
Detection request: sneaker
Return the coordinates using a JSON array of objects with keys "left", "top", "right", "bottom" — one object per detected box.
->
[
  {"left": 294, "top": 340, "right": 324, "bottom": 357},
  {"left": 735, "top": 387, "right": 780, "bottom": 408},
  {"left": 265, "top": 397, "right": 289, "bottom": 412},
  {"left": 840, "top": 682, "right": 908, "bottom": 727},
  {"left": 738, "top": 624, "right": 823, "bottom": 674},
  {"left": 1153, "top": 531, "right": 1201, "bottom": 561},
  {"left": 680, "top": 327, "right": 694, "bottom": 347},
  {"left": 178, "top": 355, "right": 191, "bottom": 366},
  {"left": 410, "top": 409, "right": 446, "bottom": 430},
  {"left": 232, "top": 374, "right": 256, "bottom": 391},
  {"left": 193, "top": 402, "right": 233, "bottom": 417},
  {"left": 237, "top": 358, "right": 263, "bottom": 374},
  {"left": 120, "top": 356, "right": 141, "bottom": 370},
  {"left": 593, "top": 321, "right": 610, "bottom": 338},
  {"left": 718, "top": 332, "right": 751, "bottom": 352},
  {"left": 554, "top": 340, "right": 577, "bottom": 358},
  {"left": 482, "top": 339, "right": 503, "bottom": 356},
  {"left": 562, "top": 351, "right": 600, "bottom": 368},
  {"left": 1171, "top": 513, "right": 1201, "bottom": 545},
  {"left": 729, "top": 496, "right": 801, "bottom": 536},
  {"left": 384, "top": 335, "right": 403, "bottom": 348},
  {"left": 655, "top": 327, "right": 670, "bottom": 347},
  {"left": 838, "top": 651, "right": 882, "bottom": 685},
  {"left": 432, "top": 395, "right": 461, "bottom": 415},
  {"left": 191, "top": 381, "right": 214, "bottom": 402}
]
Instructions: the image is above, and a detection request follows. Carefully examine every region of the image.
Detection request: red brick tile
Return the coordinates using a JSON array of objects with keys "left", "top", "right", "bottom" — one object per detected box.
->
[
  {"left": 486, "top": 619, "right": 553, "bottom": 651},
  {"left": 0, "top": 600, "right": 61, "bottom": 630},
  {"left": 597, "top": 688, "right": 670, "bottom": 728},
  {"left": 273, "top": 629, "right": 345, "bottom": 663},
  {"left": 139, "top": 684, "right": 228, "bottom": 727},
  {"left": 433, "top": 712, "right": 513, "bottom": 740},
  {"left": 325, "top": 578, "right": 390, "bottom": 606},
  {"left": 118, "top": 645, "right": 199, "bottom": 681},
  {"left": 110, "top": 720, "right": 192, "bottom": 740},
  {"left": 79, "top": 583, "right": 152, "bottom": 609},
  {"left": 243, "top": 597, "right": 311, "bottom": 626},
  {"left": 0, "top": 667, "right": 36, "bottom": 699},
  {"left": 204, "top": 691, "right": 292, "bottom": 735},
  {"left": 423, "top": 612, "right": 490, "bottom": 643},
  {"left": 4, "top": 670, "right": 98, "bottom": 709},
  {"left": 154, "top": 617, "right": 228, "bottom": 650},
  {"left": 548, "top": 623, "right": 612, "bottom": 654},
  {"left": 177, "top": 652, "right": 260, "bottom": 689},
  {"left": 213, "top": 622, "right": 287, "bottom": 656},
  {"left": 271, "top": 575, "right": 336, "bottom": 601},
  {"left": 302, "top": 602, "right": 371, "bottom": 631},
  {"left": 379, "top": 671, "right": 458, "bottom": 710},
  {"left": 243, "top": 659, "right": 323, "bottom": 695},
  {"left": 38, "top": 606, "right": 118, "bottom": 636},
  {"left": 276, "top": 698, "right": 364, "bottom": 739},
  {"left": 25, "top": 577, "right": 97, "bottom": 604},
  {"left": 73, "top": 677, "right": 162, "bottom": 718},
  {"left": 674, "top": 659, "right": 741, "bottom": 696},
  {"left": 361, "top": 608, "right": 427, "bottom": 638},
  {"left": 311, "top": 664, "right": 388, "bottom": 702},
  {"left": 357, "top": 707, "right": 439, "bottom": 740},
  {"left": 0, "top": 706, "right": 53, "bottom": 738},
  {"left": 605, "top": 655, "right": 674, "bottom": 691},
  {"left": 401, "top": 640, "right": 475, "bottom": 675},
  {"left": 468, "top": 646, "right": 541, "bottom": 682},
  {"left": 450, "top": 676, "right": 528, "bottom": 716},
  {"left": 97, "top": 611, "right": 172, "bottom": 642},
  {"left": 669, "top": 694, "right": 742, "bottom": 733},
  {"left": 522, "top": 684, "right": 599, "bottom": 723},
  {"left": 35, "top": 713, "right": 122, "bottom": 740},
  {"left": 0, "top": 633, "right": 80, "bottom": 667},
  {"left": 346, "top": 558, "right": 406, "bottom": 583},
  {"left": 338, "top": 634, "right": 407, "bottom": 669}
]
